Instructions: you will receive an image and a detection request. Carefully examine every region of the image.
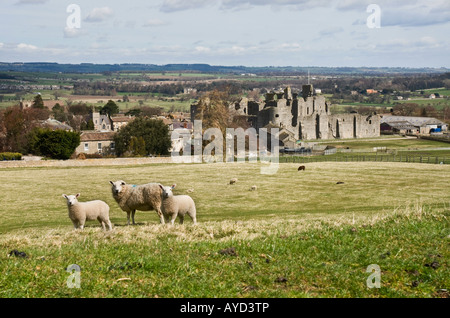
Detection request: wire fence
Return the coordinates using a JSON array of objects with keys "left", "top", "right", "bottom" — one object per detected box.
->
[{"left": 279, "top": 154, "right": 450, "bottom": 165}]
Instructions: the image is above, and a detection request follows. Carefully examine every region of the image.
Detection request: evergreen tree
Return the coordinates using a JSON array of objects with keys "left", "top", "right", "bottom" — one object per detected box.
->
[
  {"left": 32, "top": 94, "right": 44, "bottom": 109},
  {"left": 114, "top": 117, "right": 171, "bottom": 157},
  {"left": 28, "top": 128, "right": 80, "bottom": 160}
]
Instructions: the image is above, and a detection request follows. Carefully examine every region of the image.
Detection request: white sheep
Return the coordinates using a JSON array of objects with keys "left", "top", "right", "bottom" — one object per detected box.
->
[
  {"left": 62, "top": 193, "right": 112, "bottom": 231},
  {"left": 229, "top": 178, "right": 238, "bottom": 185},
  {"left": 110, "top": 180, "right": 164, "bottom": 225},
  {"left": 158, "top": 184, "right": 197, "bottom": 226},
  {"left": 250, "top": 185, "right": 257, "bottom": 191}
]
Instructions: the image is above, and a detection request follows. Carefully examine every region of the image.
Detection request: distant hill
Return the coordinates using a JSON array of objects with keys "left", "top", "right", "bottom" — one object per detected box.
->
[{"left": 0, "top": 62, "right": 448, "bottom": 75}]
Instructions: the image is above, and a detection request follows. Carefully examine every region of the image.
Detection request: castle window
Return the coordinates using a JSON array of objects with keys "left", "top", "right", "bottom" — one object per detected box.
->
[
  {"left": 369, "top": 120, "right": 372, "bottom": 124},
  {"left": 307, "top": 107, "right": 309, "bottom": 115},
  {"left": 275, "top": 114, "right": 279, "bottom": 118}
]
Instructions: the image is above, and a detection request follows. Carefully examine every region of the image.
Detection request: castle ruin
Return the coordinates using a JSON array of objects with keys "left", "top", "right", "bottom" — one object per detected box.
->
[{"left": 191, "top": 85, "right": 380, "bottom": 148}]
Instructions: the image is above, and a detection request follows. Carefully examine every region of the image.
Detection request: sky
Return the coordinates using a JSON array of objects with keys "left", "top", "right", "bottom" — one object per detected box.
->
[{"left": 0, "top": 0, "right": 449, "bottom": 68}]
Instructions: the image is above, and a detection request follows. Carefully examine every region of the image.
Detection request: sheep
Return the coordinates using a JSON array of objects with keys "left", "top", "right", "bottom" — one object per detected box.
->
[
  {"left": 298, "top": 165, "right": 306, "bottom": 171},
  {"left": 250, "top": 185, "right": 257, "bottom": 191},
  {"left": 62, "top": 193, "right": 112, "bottom": 231},
  {"left": 158, "top": 184, "right": 197, "bottom": 226},
  {"left": 110, "top": 180, "right": 164, "bottom": 225},
  {"left": 229, "top": 178, "right": 238, "bottom": 185}
]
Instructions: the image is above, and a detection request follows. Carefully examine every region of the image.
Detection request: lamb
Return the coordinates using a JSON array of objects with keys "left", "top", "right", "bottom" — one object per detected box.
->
[
  {"left": 62, "top": 193, "right": 112, "bottom": 231},
  {"left": 159, "top": 184, "right": 197, "bottom": 225},
  {"left": 110, "top": 180, "right": 164, "bottom": 225},
  {"left": 250, "top": 185, "right": 257, "bottom": 191},
  {"left": 229, "top": 178, "right": 238, "bottom": 185}
]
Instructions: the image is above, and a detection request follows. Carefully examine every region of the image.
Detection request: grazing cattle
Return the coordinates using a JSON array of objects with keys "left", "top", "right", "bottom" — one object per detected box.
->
[{"left": 298, "top": 165, "right": 306, "bottom": 171}]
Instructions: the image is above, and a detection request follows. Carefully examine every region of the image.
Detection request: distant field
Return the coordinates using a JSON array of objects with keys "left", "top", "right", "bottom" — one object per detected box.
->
[
  {"left": 317, "top": 136, "right": 450, "bottom": 150},
  {"left": 0, "top": 161, "right": 448, "bottom": 298}
]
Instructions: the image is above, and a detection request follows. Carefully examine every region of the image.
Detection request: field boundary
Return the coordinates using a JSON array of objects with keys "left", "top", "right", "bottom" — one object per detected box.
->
[
  {"left": 0, "top": 157, "right": 173, "bottom": 168},
  {"left": 280, "top": 154, "right": 450, "bottom": 165}
]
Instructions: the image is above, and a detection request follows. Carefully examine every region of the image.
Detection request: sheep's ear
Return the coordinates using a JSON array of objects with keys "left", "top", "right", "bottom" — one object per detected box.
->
[
  {"left": 76, "top": 193, "right": 80, "bottom": 198},
  {"left": 121, "top": 181, "right": 126, "bottom": 185},
  {"left": 171, "top": 184, "right": 176, "bottom": 189},
  {"left": 158, "top": 184, "right": 164, "bottom": 190},
  {"left": 109, "top": 181, "right": 114, "bottom": 185},
  {"left": 62, "top": 194, "right": 67, "bottom": 199}
]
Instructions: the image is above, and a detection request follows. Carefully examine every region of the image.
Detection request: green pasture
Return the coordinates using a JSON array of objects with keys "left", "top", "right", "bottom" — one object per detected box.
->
[
  {"left": 0, "top": 161, "right": 448, "bottom": 233},
  {"left": 316, "top": 136, "right": 450, "bottom": 150},
  {"left": 0, "top": 161, "right": 448, "bottom": 297}
]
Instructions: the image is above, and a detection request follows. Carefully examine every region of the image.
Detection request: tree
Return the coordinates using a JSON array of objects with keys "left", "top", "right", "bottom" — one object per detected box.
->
[
  {"left": 113, "top": 117, "right": 171, "bottom": 157},
  {"left": 68, "top": 103, "right": 90, "bottom": 116},
  {"left": 101, "top": 100, "right": 119, "bottom": 118},
  {"left": 1, "top": 106, "right": 49, "bottom": 153},
  {"left": 28, "top": 128, "right": 80, "bottom": 160},
  {"left": 32, "top": 94, "right": 44, "bottom": 109},
  {"left": 80, "top": 120, "right": 95, "bottom": 131},
  {"left": 126, "top": 136, "right": 146, "bottom": 157}
]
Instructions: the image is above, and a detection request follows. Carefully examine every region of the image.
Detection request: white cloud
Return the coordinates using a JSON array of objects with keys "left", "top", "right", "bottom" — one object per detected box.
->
[
  {"left": 85, "top": 7, "right": 114, "bottom": 23},
  {"left": 16, "top": 43, "right": 38, "bottom": 51},
  {"left": 15, "top": 0, "right": 48, "bottom": 5},
  {"left": 195, "top": 46, "right": 211, "bottom": 53},
  {"left": 63, "top": 27, "right": 86, "bottom": 38},
  {"left": 280, "top": 43, "right": 302, "bottom": 51},
  {"left": 382, "top": 9, "right": 450, "bottom": 27},
  {"left": 0, "top": 43, "right": 4, "bottom": 49},
  {"left": 319, "top": 27, "right": 344, "bottom": 37},
  {"left": 143, "top": 19, "right": 168, "bottom": 27},
  {"left": 160, "top": 0, "right": 217, "bottom": 12},
  {"left": 377, "top": 36, "right": 441, "bottom": 50}
]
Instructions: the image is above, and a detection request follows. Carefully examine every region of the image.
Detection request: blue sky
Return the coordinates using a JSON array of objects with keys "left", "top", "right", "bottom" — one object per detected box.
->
[{"left": 0, "top": 0, "right": 449, "bottom": 67}]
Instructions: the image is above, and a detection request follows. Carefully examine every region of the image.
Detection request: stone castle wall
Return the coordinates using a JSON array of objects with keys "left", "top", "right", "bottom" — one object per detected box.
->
[{"left": 191, "top": 85, "right": 380, "bottom": 143}]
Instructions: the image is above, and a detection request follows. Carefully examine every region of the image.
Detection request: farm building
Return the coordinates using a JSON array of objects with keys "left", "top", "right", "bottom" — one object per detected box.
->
[
  {"left": 380, "top": 121, "right": 417, "bottom": 134},
  {"left": 380, "top": 116, "right": 448, "bottom": 134}
]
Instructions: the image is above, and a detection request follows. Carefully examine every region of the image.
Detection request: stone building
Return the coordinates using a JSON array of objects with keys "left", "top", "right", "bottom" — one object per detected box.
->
[{"left": 191, "top": 84, "right": 380, "bottom": 146}]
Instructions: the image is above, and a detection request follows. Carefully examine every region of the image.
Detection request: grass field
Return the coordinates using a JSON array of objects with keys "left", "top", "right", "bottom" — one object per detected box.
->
[{"left": 0, "top": 161, "right": 449, "bottom": 298}]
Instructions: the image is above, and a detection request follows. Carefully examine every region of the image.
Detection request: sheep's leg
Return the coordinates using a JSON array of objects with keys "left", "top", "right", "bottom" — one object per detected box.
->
[
  {"left": 100, "top": 220, "right": 106, "bottom": 231},
  {"left": 179, "top": 214, "right": 184, "bottom": 225},
  {"left": 105, "top": 219, "right": 112, "bottom": 231},
  {"left": 126, "top": 212, "right": 131, "bottom": 225},
  {"left": 170, "top": 213, "right": 177, "bottom": 226},
  {"left": 131, "top": 210, "right": 136, "bottom": 225},
  {"left": 188, "top": 210, "right": 197, "bottom": 225},
  {"left": 79, "top": 218, "right": 85, "bottom": 230},
  {"left": 156, "top": 207, "right": 165, "bottom": 225}
]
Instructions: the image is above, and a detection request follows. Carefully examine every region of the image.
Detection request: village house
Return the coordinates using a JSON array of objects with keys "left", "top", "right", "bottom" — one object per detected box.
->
[
  {"left": 110, "top": 115, "right": 134, "bottom": 131},
  {"left": 75, "top": 131, "right": 116, "bottom": 156}
]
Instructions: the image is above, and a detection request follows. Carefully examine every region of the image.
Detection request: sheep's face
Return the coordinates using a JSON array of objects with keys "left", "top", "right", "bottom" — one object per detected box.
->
[
  {"left": 110, "top": 180, "right": 126, "bottom": 196},
  {"left": 63, "top": 194, "right": 79, "bottom": 206},
  {"left": 159, "top": 184, "right": 176, "bottom": 199}
]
